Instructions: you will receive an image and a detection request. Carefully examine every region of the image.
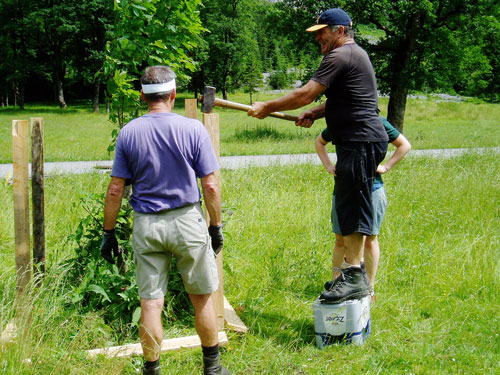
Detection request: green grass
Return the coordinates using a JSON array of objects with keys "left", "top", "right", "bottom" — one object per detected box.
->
[
  {"left": 0, "top": 152, "right": 498, "bottom": 374},
  {"left": 1, "top": 94, "right": 499, "bottom": 163},
  {"left": 0, "top": 103, "right": 114, "bottom": 163}
]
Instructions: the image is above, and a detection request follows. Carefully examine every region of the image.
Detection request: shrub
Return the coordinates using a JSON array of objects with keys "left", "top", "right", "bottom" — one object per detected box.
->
[{"left": 63, "top": 193, "right": 192, "bottom": 338}]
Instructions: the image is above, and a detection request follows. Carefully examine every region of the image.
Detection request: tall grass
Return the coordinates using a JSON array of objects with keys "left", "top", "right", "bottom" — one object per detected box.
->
[
  {"left": 0, "top": 152, "right": 498, "bottom": 374},
  {"left": 1, "top": 95, "right": 499, "bottom": 163}
]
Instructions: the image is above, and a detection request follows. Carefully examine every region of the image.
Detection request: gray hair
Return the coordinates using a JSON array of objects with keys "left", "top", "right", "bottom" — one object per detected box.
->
[
  {"left": 140, "top": 66, "right": 177, "bottom": 102},
  {"left": 330, "top": 25, "right": 354, "bottom": 38}
]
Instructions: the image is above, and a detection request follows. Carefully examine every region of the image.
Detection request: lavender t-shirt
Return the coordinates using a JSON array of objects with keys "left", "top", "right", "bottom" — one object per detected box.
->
[{"left": 111, "top": 112, "right": 219, "bottom": 213}]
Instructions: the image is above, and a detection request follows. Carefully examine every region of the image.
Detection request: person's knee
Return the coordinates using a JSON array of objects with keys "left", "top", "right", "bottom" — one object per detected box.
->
[
  {"left": 141, "top": 298, "right": 164, "bottom": 313},
  {"left": 189, "top": 293, "right": 213, "bottom": 310},
  {"left": 335, "top": 234, "right": 345, "bottom": 248},
  {"left": 364, "top": 235, "right": 377, "bottom": 253}
]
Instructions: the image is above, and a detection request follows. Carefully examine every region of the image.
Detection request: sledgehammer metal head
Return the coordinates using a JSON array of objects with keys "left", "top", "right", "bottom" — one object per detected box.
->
[{"left": 201, "top": 86, "right": 216, "bottom": 113}]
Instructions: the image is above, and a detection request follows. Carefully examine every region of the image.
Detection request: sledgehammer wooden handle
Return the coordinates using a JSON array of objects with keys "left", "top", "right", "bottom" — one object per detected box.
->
[{"left": 213, "top": 98, "right": 299, "bottom": 122}]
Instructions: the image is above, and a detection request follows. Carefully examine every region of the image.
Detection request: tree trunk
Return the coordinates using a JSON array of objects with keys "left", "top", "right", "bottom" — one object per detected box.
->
[
  {"left": 386, "top": 14, "right": 423, "bottom": 133},
  {"left": 92, "top": 79, "right": 100, "bottom": 112},
  {"left": 387, "top": 81, "right": 409, "bottom": 133},
  {"left": 12, "top": 81, "right": 17, "bottom": 107},
  {"left": 18, "top": 82, "right": 25, "bottom": 110},
  {"left": 54, "top": 70, "right": 67, "bottom": 109}
]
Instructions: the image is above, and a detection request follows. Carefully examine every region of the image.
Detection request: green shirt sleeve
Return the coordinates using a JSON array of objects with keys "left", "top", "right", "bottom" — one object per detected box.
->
[{"left": 382, "top": 118, "right": 400, "bottom": 142}]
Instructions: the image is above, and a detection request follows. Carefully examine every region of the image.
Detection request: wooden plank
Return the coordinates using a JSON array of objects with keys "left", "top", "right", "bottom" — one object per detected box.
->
[
  {"left": 31, "top": 118, "right": 45, "bottom": 281},
  {"left": 224, "top": 296, "right": 248, "bottom": 333},
  {"left": 185, "top": 98, "right": 198, "bottom": 120},
  {"left": 12, "top": 120, "right": 31, "bottom": 295},
  {"left": 202, "top": 113, "right": 224, "bottom": 330},
  {"left": 87, "top": 331, "right": 228, "bottom": 358}
]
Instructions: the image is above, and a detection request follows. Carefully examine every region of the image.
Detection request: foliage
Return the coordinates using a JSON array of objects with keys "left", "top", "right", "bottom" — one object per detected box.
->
[
  {"left": 104, "top": 0, "right": 205, "bottom": 145},
  {"left": 192, "top": 0, "right": 267, "bottom": 100},
  {"left": 72, "top": 0, "right": 115, "bottom": 111},
  {"left": 64, "top": 193, "right": 140, "bottom": 333},
  {"left": 346, "top": 0, "right": 497, "bottom": 130},
  {"left": 63, "top": 192, "right": 192, "bottom": 335},
  {"left": 0, "top": 0, "right": 38, "bottom": 109}
]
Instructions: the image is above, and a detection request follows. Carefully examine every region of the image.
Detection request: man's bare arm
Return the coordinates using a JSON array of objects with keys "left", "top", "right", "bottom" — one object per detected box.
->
[
  {"left": 248, "top": 80, "right": 326, "bottom": 119},
  {"left": 201, "top": 172, "right": 222, "bottom": 226},
  {"left": 103, "top": 177, "right": 126, "bottom": 230}
]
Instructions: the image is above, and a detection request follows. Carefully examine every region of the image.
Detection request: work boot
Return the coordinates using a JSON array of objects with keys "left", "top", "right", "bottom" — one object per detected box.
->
[
  {"left": 324, "top": 262, "right": 368, "bottom": 290},
  {"left": 203, "top": 355, "right": 230, "bottom": 375},
  {"left": 320, "top": 266, "right": 370, "bottom": 303},
  {"left": 202, "top": 344, "right": 230, "bottom": 375},
  {"left": 142, "top": 360, "right": 161, "bottom": 375}
]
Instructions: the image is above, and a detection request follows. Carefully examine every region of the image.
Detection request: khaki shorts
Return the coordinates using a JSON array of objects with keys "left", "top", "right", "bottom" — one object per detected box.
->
[{"left": 132, "top": 203, "right": 219, "bottom": 299}]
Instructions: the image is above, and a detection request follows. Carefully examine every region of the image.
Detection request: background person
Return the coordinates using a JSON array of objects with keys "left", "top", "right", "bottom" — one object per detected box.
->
[
  {"left": 248, "top": 8, "right": 388, "bottom": 303},
  {"left": 316, "top": 118, "right": 411, "bottom": 302},
  {"left": 100, "top": 65, "right": 229, "bottom": 375}
]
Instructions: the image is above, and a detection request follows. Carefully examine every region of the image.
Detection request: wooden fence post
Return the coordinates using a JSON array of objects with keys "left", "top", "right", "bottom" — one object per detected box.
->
[
  {"left": 185, "top": 98, "right": 198, "bottom": 120},
  {"left": 202, "top": 112, "right": 225, "bottom": 330},
  {"left": 31, "top": 117, "right": 45, "bottom": 281},
  {"left": 12, "top": 120, "right": 31, "bottom": 296}
]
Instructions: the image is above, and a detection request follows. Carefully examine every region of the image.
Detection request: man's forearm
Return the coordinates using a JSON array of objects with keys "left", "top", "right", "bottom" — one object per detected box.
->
[
  {"left": 104, "top": 178, "right": 125, "bottom": 230},
  {"left": 201, "top": 173, "right": 222, "bottom": 226},
  {"left": 315, "top": 137, "right": 333, "bottom": 171},
  {"left": 310, "top": 103, "right": 326, "bottom": 119}
]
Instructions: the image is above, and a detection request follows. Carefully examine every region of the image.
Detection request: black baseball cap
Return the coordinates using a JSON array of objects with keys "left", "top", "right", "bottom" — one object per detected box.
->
[{"left": 306, "top": 8, "right": 352, "bottom": 32}]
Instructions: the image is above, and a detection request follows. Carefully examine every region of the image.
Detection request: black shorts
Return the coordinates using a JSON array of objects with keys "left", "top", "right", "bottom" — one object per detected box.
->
[{"left": 334, "top": 141, "right": 388, "bottom": 235}]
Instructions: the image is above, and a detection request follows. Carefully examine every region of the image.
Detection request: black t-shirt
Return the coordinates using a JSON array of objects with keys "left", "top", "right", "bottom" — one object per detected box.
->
[{"left": 312, "top": 43, "right": 388, "bottom": 144}]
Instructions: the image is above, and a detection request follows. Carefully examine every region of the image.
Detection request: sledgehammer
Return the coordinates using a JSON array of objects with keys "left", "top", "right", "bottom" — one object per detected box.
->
[{"left": 200, "top": 86, "right": 299, "bottom": 121}]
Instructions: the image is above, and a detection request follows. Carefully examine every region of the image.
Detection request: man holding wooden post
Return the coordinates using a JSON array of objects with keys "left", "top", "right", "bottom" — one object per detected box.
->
[
  {"left": 248, "top": 8, "right": 388, "bottom": 303},
  {"left": 101, "top": 66, "right": 229, "bottom": 375}
]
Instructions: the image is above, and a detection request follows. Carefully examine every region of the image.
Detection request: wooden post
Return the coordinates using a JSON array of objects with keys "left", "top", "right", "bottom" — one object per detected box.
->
[
  {"left": 31, "top": 118, "right": 45, "bottom": 281},
  {"left": 202, "top": 113, "right": 224, "bottom": 330},
  {"left": 12, "top": 120, "right": 31, "bottom": 295},
  {"left": 185, "top": 98, "right": 198, "bottom": 120}
]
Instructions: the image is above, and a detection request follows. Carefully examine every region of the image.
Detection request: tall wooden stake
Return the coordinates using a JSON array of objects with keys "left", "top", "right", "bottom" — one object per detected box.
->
[
  {"left": 31, "top": 117, "right": 45, "bottom": 281},
  {"left": 184, "top": 98, "right": 198, "bottom": 120},
  {"left": 202, "top": 112, "right": 224, "bottom": 330},
  {"left": 12, "top": 120, "right": 31, "bottom": 296}
]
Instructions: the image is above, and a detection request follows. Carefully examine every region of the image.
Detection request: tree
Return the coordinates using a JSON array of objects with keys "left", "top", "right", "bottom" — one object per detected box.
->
[
  {"left": 458, "top": 4, "right": 500, "bottom": 102},
  {"left": 193, "top": 0, "right": 267, "bottom": 100},
  {"left": 0, "top": 0, "right": 37, "bottom": 109},
  {"left": 104, "top": 0, "right": 204, "bottom": 146},
  {"left": 240, "top": 44, "right": 263, "bottom": 104},
  {"left": 30, "top": 0, "right": 81, "bottom": 108},
  {"left": 74, "top": 0, "right": 114, "bottom": 112},
  {"left": 348, "top": 0, "right": 490, "bottom": 131}
]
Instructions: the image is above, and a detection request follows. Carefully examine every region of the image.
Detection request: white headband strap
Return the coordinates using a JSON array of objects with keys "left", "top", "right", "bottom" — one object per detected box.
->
[{"left": 141, "top": 79, "right": 176, "bottom": 94}]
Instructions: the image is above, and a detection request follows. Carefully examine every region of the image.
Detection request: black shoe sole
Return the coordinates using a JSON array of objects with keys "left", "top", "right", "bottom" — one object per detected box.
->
[{"left": 319, "top": 290, "right": 370, "bottom": 304}]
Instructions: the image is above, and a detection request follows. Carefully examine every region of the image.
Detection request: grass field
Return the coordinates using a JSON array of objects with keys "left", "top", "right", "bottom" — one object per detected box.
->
[
  {"left": 0, "top": 94, "right": 499, "bottom": 163},
  {"left": 0, "top": 151, "right": 498, "bottom": 374}
]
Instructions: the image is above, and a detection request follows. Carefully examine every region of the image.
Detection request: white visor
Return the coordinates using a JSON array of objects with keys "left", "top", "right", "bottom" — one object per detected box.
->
[{"left": 141, "top": 79, "right": 176, "bottom": 94}]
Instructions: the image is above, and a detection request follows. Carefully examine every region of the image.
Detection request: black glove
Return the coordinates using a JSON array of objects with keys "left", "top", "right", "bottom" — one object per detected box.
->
[
  {"left": 100, "top": 228, "right": 119, "bottom": 264},
  {"left": 208, "top": 224, "right": 224, "bottom": 256}
]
